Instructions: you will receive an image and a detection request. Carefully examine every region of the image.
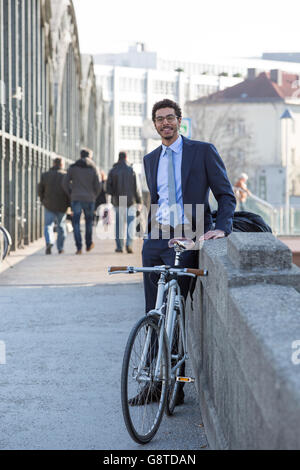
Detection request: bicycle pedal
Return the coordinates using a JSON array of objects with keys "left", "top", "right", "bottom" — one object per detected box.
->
[{"left": 176, "top": 377, "right": 195, "bottom": 383}]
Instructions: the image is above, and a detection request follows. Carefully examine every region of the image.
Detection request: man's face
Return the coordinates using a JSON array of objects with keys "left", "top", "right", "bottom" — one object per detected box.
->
[{"left": 154, "top": 107, "right": 182, "bottom": 142}]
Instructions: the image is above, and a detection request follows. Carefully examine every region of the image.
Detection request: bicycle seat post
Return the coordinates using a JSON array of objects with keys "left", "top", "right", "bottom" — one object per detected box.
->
[
  {"left": 168, "top": 239, "right": 194, "bottom": 266},
  {"left": 174, "top": 250, "right": 181, "bottom": 267}
]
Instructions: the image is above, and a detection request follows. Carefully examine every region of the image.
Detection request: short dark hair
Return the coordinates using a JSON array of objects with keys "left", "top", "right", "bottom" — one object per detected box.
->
[
  {"left": 119, "top": 151, "right": 127, "bottom": 161},
  {"left": 53, "top": 157, "right": 63, "bottom": 168},
  {"left": 152, "top": 99, "right": 182, "bottom": 122},
  {"left": 80, "top": 148, "right": 90, "bottom": 159}
]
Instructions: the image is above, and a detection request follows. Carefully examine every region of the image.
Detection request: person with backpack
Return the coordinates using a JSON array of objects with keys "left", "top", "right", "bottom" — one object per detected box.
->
[
  {"left": 107, "top": 152, "right": 142, "bottom": 254},
  {"left": 38, "top": 157, "right": 70, "bottom": 255},
  {"left": 62, "top": 149, "right": 101, "bottom": 255}
]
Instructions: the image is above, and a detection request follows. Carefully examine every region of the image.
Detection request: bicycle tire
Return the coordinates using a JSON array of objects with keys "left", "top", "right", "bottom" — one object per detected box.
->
[
  {"left": 166, "top": 301, "right": 185, "bottom": 416},
  {"left": 0, "top": 226, "right": 12, "bottom": 261},
  {"left": 121, "top": 315, "right": 169, "bottom": 444}
]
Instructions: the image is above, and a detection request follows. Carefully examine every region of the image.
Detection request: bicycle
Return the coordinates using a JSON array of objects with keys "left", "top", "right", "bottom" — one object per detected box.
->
[
  {"left": 0, "top": 204, "right": 12, "bottom": 262},
  {"left": 108, "top": 237, "right": 208, "bottom": 444}
]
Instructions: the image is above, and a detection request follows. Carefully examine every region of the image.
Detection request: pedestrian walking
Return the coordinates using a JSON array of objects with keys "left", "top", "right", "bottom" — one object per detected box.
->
[
  {"left": 38, "top": 157, "right": 70, "bottom": 255},
  {"left": 62, "top": 148, "right": 101, "bottom": 255},
  {"left": 107, "top": 152, "right": 142, "bottom": 254},
  {"left": 234, "top": 173, "right": 251, "bottom": 211}
]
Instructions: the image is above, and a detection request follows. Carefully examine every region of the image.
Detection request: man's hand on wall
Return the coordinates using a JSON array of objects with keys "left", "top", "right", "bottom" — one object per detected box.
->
[{"left": 199, "top": 230, "right": 226, "bottom": 241}]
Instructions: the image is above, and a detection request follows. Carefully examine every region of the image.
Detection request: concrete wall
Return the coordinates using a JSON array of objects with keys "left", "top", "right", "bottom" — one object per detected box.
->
[{"left": 187, "top": 232, "right": 300, "bottom": 449}]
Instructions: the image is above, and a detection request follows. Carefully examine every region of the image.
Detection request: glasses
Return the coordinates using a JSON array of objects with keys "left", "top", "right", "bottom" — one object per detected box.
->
[{"left": 154, "top": 114, "right": 178, "bottom": 124}]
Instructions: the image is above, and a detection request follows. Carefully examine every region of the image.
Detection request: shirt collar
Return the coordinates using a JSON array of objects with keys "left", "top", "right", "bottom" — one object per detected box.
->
[{"left": 161, "top": 135, "right": 183, "bottom": 156}]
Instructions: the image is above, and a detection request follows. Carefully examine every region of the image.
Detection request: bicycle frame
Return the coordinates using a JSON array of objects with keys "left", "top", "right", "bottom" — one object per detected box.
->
[
  {"left": 109, "top": 240, "right": 207, "bottom": 383},
  {"left": 146, "top": 270, "right": 188, "bottom": 384}
]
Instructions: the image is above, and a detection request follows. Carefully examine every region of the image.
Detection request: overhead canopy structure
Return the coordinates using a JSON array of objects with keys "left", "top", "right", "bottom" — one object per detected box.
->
[{"left": 0, "top": 0, "right": 112, "bottom": 250}]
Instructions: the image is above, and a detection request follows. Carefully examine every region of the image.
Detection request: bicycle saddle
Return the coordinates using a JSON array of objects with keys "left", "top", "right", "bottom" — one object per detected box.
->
[{"left": 168, "top": 238, "right": 195, "bottom": 250}]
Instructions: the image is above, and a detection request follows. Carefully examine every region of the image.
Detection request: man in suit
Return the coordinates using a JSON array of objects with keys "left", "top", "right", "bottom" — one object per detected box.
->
[
  {"left": 142, "top": 98, "right": 236, "bottom": 314},
  {"left": 129, "top": 99, "right": 236, "bottom": 407}
]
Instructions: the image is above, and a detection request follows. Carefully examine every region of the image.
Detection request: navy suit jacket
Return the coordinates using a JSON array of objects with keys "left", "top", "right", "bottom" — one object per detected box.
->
[{"left": 143, "top": 135, "right": 236, "bottom": 235}]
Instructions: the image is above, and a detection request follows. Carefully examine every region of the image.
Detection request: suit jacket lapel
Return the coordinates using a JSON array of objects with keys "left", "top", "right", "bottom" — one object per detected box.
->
[
  {"left": 181, "top": 136, "right": 196, "bottom": 196},
  {"left": 150, "top": 146, "right": 161, "bottom": 201}
]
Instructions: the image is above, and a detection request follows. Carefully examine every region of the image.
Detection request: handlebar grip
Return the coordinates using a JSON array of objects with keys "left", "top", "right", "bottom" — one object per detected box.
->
[
  {"left": 108, "top": 266, "right": 128, "bottom": 273},
  {"left": 186, "top": 269, "right": 208, "bottom": 277}
]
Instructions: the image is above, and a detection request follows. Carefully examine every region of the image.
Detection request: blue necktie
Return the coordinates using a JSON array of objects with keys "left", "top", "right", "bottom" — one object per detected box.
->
[{"left": 166, "top": 147, "right": 178, "bottom": 227}]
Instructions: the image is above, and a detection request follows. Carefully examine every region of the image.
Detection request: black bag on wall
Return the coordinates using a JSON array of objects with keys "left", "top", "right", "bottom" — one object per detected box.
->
[{"left": 212, "top": 210, "right": 272, "bottom": 233}]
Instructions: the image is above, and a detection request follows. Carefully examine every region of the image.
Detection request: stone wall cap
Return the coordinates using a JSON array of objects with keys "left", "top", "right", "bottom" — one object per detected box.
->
[{"left": 228, "top": 233, "right": 292, "bottom": 271}]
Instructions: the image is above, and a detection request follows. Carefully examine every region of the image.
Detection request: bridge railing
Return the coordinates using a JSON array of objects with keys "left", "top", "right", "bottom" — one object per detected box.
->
[
  {"left": 243, "top": 194, "right": 300, "bottom": 236},
  {"left": 243, "top": 194, "right": 278, "bottom": 232}
]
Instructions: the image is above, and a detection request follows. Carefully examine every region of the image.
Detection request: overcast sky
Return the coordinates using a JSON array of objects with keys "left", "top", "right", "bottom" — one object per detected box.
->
[{"left": 73, "top": 0, "right": 300, "bottom": 61}]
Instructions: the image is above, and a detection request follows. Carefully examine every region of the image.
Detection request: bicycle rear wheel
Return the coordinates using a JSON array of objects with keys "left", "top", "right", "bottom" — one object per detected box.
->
[
  {"left": 121, "top": 315, "right": 169, "bottom": 444},
  {"left": 166, "top": 304, "right": 185, "bottom": 416}
]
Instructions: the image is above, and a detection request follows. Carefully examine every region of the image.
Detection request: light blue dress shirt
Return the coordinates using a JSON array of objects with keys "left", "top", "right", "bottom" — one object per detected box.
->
[{"left": 156, "top": 135, "right": 184, "bottom": 225}]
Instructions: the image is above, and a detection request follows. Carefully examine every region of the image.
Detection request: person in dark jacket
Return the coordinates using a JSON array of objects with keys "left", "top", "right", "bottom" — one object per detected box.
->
[
  {"left": 62, "top": 148, "right": 101, "bottom": 255},
  {"left": 38, "top": 157, "right": 70, "bottom": 255},
  {"left": 107, "top": 152, "right": 142, "bottom": 254}
]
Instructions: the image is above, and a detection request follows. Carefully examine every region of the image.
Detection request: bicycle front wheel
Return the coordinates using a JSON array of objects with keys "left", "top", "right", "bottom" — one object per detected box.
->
[{"left": 121, "top": 315, "right": 169, "bottom": 444}]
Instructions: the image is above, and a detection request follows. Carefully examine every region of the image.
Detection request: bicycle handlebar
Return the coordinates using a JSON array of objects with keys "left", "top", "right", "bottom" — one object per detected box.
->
[
  {"left": 108, "top": 266, "right": 208, "bottom": 277},
  {"left": 108, "top": 266, "right": 128, "bottom": 272},
  {"left": 184, "top": 268, "right": 208, "bottom": 277}
]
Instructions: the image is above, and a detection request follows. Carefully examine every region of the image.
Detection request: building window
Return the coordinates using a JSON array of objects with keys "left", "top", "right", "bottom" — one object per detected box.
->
[
  {"left": 154, "top": 80, "right": 175, "bottom": 95},
  {"left": 119, "top": 77, "right": 145, "bottom": 93},
  {"left": 226, "top": 119, "right": 246, "bottom": 136},
  {"left": 120, "top": 126, "right": 142, "bottom": 140},
  {"left": 226, "top": 119, "right": 235, "bottom": 135},
  {"left": 120, "top": 102, "right": 144, "bottom": 116},
  {"left": 238, "top": 120, "right": 246, "bottom": 136}
]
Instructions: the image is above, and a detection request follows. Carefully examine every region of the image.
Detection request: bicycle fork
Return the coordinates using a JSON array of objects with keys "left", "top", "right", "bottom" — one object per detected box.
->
[{"left": 135, "top": 315, "right": 167, "bottom": 385}]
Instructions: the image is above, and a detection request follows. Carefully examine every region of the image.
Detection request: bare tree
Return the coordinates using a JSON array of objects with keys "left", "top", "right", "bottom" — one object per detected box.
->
[{"left": 186, "top": 100, "right": 255, "bottom": 184}]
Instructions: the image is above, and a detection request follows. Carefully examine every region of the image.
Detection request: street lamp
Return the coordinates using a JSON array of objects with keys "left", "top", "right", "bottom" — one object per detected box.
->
[{"left": 280, "top": 108, "right": 293, "bottom": 234}]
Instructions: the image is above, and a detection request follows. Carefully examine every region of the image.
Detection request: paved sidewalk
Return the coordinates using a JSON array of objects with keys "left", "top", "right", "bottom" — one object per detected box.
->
[{"left": 0, "top": 230, "right": 208, "bottom": 450}]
